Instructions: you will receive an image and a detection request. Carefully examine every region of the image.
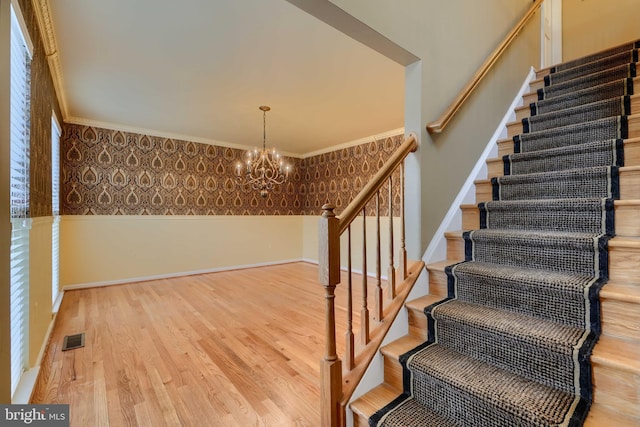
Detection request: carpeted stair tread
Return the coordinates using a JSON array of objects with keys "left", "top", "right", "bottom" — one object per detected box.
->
[
  {"left": 492, "top": 166, "right": 619, "bottom": 201},
  {"left": 551, "top": 40, "right": 640, "bottom": 72},
  {"left": 530, "top": 78, "right": 634, "bottom": 117},
  {"left": 446, "top": 261, "right": 601, "bottom": 328},
  {"left": 538, "top": 63, "right": 636, "bottom": 100},
  {"left": 513, "top": 116, "right": 627, "bottom": 154},
  {"left": 479, "top": 198, "right": 614, "bottom": 234},
  {"left": 371, "top": 42, "right": 630, "bottom": 427},
  {"left": 396, "top": 344, "right": 579, "bottom": 426},
  {"left": 464, "top": 228, "right": 609, "bottom": 277},
  {"left": 522, "top": 96, "right": 631, "bottom": 133},
  {"left": 545, "top": 50, "right": 638, "bottom": 86},
  {"left": 427, "top": 300, "right": 584, "bottom": 392},
  {"left": 504, "top": 139, "right": 623, "bottom": 176}
]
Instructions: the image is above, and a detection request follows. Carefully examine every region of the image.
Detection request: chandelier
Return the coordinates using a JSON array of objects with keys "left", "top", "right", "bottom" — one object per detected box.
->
[{"left": 236, "top": 106, "right": 290, "bottom": 198}]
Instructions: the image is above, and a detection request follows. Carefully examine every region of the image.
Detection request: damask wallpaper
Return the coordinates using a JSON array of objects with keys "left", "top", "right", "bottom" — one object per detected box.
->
[
  {"left": 61, "top": 124, "right": 404, "bottom": 216},
  {"left": 297, "top": 136, "right": 403, "bottom": 216}
]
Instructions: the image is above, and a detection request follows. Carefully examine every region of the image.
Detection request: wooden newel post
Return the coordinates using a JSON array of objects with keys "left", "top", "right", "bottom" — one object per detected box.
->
[{"left": 319, "top": 204, "right": 343, "bottom": 427}]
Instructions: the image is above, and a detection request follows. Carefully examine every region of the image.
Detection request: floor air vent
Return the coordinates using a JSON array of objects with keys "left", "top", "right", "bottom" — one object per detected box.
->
[{"left": 62, "top": 333, "right": 85, "bottom": 351}]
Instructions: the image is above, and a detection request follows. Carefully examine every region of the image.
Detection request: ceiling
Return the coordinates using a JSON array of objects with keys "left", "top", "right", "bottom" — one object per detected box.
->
[{"left": 46, "top": 0, "right": 405, "bottom": 156}]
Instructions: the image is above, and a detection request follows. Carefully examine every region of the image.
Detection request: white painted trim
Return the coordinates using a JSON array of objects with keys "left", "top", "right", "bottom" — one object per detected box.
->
[
  {"left": 34, "top": 314, "right": 56, "bottom": 369},
  {"left": 12, "top": 367, "right": 39, "bottom": 404},
  {"left": 421, "top": 66, "right": 537, "bottom": 265},
  {"left": 10, "top": 0, "right": 33, "bottom": 57},
  {"left": 62, "top": 258, "right": 306, "bottom": 290},
  {"left": 51, "top": 110, "right": 62, "bottom": 135},
  {"left": 52, "top": 290, "right": 63, "bottom": 314},
  {"left": 12, "top": 309, "right": 57, "bottom": 404},
  {"left": 550, "top": 0, "right": 563, "bottom": 65}
]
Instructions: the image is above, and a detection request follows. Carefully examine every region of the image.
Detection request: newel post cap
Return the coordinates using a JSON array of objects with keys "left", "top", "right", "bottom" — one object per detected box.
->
[{"left": 321, "top": 203, "right": 336, "bottom": 218}]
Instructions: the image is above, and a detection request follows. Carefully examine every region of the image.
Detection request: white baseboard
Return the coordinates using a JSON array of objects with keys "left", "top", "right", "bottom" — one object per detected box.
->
[
  {"left": 62, "top": 258, "right": 305, "bottom": 291},
  {"left": 12, "top": 309, "right": 58, "bottom": 404}
]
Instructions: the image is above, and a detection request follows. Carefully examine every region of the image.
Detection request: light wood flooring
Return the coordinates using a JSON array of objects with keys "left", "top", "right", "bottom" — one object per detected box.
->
[{"left": 32, "top": 262, "right": 374, "bottom": 426}]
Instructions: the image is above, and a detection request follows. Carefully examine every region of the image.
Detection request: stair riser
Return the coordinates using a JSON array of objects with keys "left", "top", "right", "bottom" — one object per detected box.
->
[
  {"left": 507, "top": 96, "right": 640, "bottom": 137},
  {"left": 383, "top": 355, "right": 403, "bottom": 392},
  {"left": 445, "top": 234, "right": 465, "bottom": 261},
  {"left": 430, "top": 267, "right": 639, "bottom": 341},
  {"left": 536, "top": 68, "right": 551, "bottom": 79},
  {"left": 352, "top": 413, "right": 368, "bottom": 427},
  {"left": 609, "top": 244, "right": 640, "bottom": 282},
  {"left": 515, "top": 107, "right": 530, "bottom": 122},
  {"left": 462, "top": 203, "right": 640, "bottom": 238},
  {"left": 592, "top": 362, "right": 640, "bottom": 418},
  {"left": 408, "top": 307, "right": 428, "bottom": 341},
  {"left": 475, "top": 165, "right": 640, "bottom": 202},
  {"left": 601, "top": 297, "right": 640, "bottom": 341},
  {"left": 461, "top": 205, "right": 479, "bottom": 230},
  {"left": 428, "top": 268, "right": 448, "bottom": 296},
  {"left": 529, "top": 79, "right": 544, "bottom": 92}
]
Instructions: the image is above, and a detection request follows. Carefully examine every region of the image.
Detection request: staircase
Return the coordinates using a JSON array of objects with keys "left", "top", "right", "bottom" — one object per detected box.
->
[{"left": 351, "top": 42, "right": 640, "bottom": 426}]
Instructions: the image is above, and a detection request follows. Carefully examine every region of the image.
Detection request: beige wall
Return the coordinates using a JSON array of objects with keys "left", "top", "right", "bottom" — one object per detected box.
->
[
  {"left": 326, "top": 0, "right": 540, "bottom": 257},
  {"left": 563, "top": 0, "right": 640, "bottom": 61},
  {"left": 0, "top": 0, "right": 12, "bottom": 404},
  {"left": 60, "top": 215, "right": 304, "bottom": 286}
]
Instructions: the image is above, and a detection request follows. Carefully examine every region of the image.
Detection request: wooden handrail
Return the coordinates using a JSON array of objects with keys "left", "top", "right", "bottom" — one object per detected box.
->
[
  {"left": 338, "top": 134, "right": 417, "bottom": 233},
  {"left": 426, "top": 0, "right": 544, "bottom": 133}
]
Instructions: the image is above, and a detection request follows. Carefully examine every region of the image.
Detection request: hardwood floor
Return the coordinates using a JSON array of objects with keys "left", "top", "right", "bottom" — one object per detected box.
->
[{"left": 32, "top": 262, "right": 375, "bottom": 426}]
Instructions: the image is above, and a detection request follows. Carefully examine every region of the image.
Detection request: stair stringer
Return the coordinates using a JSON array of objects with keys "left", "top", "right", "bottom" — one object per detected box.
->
[{"left": 344, "top": 66, "right": 537, "bottom": 427}]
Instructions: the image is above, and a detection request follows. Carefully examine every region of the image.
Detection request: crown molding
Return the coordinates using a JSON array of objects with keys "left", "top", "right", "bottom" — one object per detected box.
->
[
  {"left": 66, "top": 116, "right": 406, "bottom": 160},
  {"left": 32, "top": 0, "right": 70, "bottom": 119},
  {"left": 65, "top": 116, "right": 305, "bottom": 158},
  {"left": 300, "top": 127, "right": 405, "bottom": 158}
]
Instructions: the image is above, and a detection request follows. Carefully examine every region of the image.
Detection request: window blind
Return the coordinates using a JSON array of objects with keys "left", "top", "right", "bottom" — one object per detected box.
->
[
  {"left": 9, "top": 2, "right": 32, "bottom": 398},
  {"left": 52, "top": 117, "right": 61, "bottom": 306}
]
